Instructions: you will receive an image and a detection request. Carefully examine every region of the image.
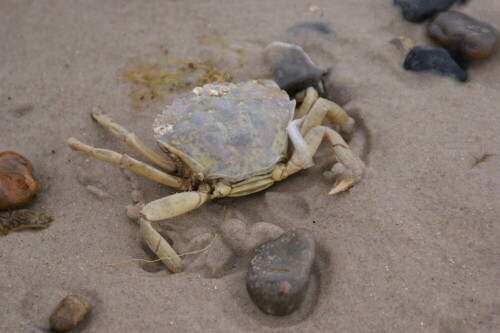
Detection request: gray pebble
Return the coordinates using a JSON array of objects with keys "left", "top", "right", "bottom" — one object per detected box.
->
[
  {"left": 49, "top": 295, "right": 90, "bottom": 332},
  {"left": 287, "top": 21, "right": 332, "bottom": 37},
  {"left": 246, "top": 228, "right": 316, "bottom": 316},
  {"left": 264, "top": 42, "right": 322, "bottom": 95},
  {"left": 394, "top": 0, "right": 465, "bottom": 23}
]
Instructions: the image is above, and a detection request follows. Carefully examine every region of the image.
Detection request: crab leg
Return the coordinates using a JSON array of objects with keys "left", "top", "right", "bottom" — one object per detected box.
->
[
  {"left": 280, "top": 126, "right": 364, "bottom": 194},
  {"left": 91, "top": 108, "right": 177, "bottom": 172},
  {"left": 294, "top": 87, "right": 319, "bottom": 120},
  {"left": 68, "top": 138, "right": 189, "bottom": 190},
  {"left": 301, "top": 97, "right": 354, "bottom": 135},
  {"left": 140, "top": 191, "right": 210, "bottom": 272},
  {"left": 296, "top": 88, "right": 354, "bottom": 135}
]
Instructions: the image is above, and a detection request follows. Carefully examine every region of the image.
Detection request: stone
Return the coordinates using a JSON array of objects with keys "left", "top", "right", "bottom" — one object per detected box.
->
[
  {"left": 246, "top": 228, "right": 316, "bottom": 316},
  {"left": 320, "top": 68, "right": 351, "bottom": 107},
  {"left": 0, "top": 151, "right": 39, "bottom": 210},
  {"left": 390, "top": 36, "right": 417, "bottom": 54},
  {"left": 403, "top": 46, "right": 467, "bottom": 82},
  {"left": 428, "top": 11, "right": 499, "bottom": 60},
  {"left": 393, "top": 0, "right": 465, "bottom": 23},
  {"left": 264, "top": 42, "right": 322, "bottom": 95},
  {"left": 286, "top": 22, "right": 332, "bottom": 38},
  {"left": 49, "top": 295, "right": 91, "bottom": 332}
]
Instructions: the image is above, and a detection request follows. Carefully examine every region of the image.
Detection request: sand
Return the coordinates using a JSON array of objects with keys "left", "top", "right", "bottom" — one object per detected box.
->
[{"left": 1, "top": 0, "right": 498, "bottom": 332}]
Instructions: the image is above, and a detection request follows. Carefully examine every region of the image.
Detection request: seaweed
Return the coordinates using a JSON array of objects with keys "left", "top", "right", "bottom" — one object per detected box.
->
[
  {"left": 0, "top": 209, "right": 53, "bottom": 236},
  {"left": 122, "top": 34, "right": 245, "bottom": 109}
]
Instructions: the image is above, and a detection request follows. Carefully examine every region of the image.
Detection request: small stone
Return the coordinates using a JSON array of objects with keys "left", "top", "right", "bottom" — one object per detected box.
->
[
  {"left": 393, "top": 0, "right": 464, "bottom": 23},
  {"left": 320, "top": 68, "right": 351, "bottom": 107},
  {"left": 246, "top": 228, "right": 316, "bottom": 316},
  {"left": 428, "top": 11, "right": 499, "bottom": 60},
  {"left": 264, "top": 42, "right": 322, "bottom": 95},
  {"left": 390, "top": 36, "right": 417, "bottom": 54},
  {"left": 403, "top": 46, "right": 467, "bottom": 82},
  {"left": 49, "top": 295, "right": 91, "bottom": 332},
  {"left": 0, "top": 151, "right": 39, "bottom": 210},
  {"left": 287, "top": 22, "right": 332, "bottom": 37}
]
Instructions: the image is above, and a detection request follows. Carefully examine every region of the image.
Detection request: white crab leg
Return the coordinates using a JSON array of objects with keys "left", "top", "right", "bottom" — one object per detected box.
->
[{"left": 286, "top": 117, "right": 315, "bottom": 169}]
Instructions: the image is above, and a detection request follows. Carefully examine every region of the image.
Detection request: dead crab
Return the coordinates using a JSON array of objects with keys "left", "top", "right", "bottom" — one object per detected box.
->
[{"left": 68, "top": 80, "right": 364, "bottom": 273}]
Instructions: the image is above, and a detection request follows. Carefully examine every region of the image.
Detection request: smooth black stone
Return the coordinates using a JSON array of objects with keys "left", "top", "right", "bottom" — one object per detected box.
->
[
  {"left": 246, "top": 228, "right": 316, "bottom": 316},
  {"left": 403, "top": 46, "right": 467, "bottom": 82},
  {"left": 393, "top": 0, "right": 462, "bottom": 23},
  {"left": 265, "top": 42, "right": 322, "bottom": 95}
]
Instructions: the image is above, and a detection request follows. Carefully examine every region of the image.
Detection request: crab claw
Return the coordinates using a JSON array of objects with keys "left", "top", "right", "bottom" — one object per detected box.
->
[
  {"left": 328, "top": 162, "right": 364, "bottom": 195},
  {"left": 329, "top": 178, "right": 356, "bottom": 195}
]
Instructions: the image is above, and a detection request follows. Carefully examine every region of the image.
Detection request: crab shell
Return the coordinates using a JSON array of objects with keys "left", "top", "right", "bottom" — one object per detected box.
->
[{"left": 153, "top": 80, "right": 296, "bottom": 182}]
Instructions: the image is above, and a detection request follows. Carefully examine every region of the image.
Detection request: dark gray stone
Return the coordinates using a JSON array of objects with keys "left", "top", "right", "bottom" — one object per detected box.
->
[
  {"left": 287, "top": 22, "right": 332, "bottom": 36},
  {"left": 264, "top": 42, "right": 322, "bottom": 95},
  {"left": 403, "top": 46, "right": 467, "bottom": 82},
  {"left": 393, "top": 0, "right": 465, "bottom": 23},
  {"left": 246, "top": 228, "right": 316, "bottom": 316},
  {"left": 428, "top": 11, "right": 499, "bottom": 60}
]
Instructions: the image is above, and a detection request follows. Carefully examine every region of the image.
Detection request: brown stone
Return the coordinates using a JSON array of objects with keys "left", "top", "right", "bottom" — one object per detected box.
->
[
  {"left": 0, "top": 151, "right": 39, "bottom": 210},
  {"left": 428, "top": 11, "right": 499, "bottom": 59},
  {"left": 49, "top": 295, "right": 91, "bottom": 332}
]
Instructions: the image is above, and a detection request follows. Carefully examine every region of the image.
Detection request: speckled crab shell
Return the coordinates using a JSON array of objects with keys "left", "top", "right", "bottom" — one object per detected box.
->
[{"left": 153, "top": 80, "right": 295, "bottom": 182}]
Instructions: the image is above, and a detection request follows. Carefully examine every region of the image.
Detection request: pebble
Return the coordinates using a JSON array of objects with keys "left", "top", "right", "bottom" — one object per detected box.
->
[
  {"left": 246, "top": 228, "right": 316, "bottom": 316},
  {"left": 403, "top": 46, "right": 467, "bottom": 82},
  {"left": 390, "top": 36, "right": 417, "bottom": 54},
  {"left": 0, "top": 209, "right": 53, "bottom": 235},
  {"left": 428, "top": 11, "right": 499, "bottom": 60},
  {"left": 49, "top": 295, "right": 91, "bottom": 332},
  {"left": 320, "top": 68, "right": 351, "bottom": 107},
  {"left": 286, "top": 21, "right": 332, "bottom": 38},
  {"left": 0, "top": 151, "right": 39, "bottom": 210},
  {"left": 264, "top": 42, "right": 322, "bottom": 95},
  {"left": 393, "top": 0, "right": 464, "bottom": 23}
]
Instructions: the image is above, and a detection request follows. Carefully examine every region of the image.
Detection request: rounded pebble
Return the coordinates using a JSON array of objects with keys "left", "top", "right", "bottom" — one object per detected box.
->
[
  {"left": 49, "top": 295, "right": 91, "bottom": 332},
  {"left": 390, "top": 36, "right": 417, "bottom": 54},
  {"left": 287, "top": 22, "right": 332, "bottom": 37},
  {"left": 0, "top": 151, "right": 39, "bottom": 210},
  {"left": 428, "top": 11, "right": 499, "bottom": 60},
  {"left": 403, "top": 46, "right": 467, "bottom": 82},
  {"left": 394, "top": 0, "right": 463, "bottom": 23},
  {"left": 264, "top": 42, "right": 322, "bottom": 95},
  {"left": 246, "top": 228, "right": 316, "bottom": 316}
]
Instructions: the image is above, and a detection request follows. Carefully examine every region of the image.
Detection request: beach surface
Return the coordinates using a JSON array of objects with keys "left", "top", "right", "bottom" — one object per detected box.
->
[{"left": 1, "top": 0, "right": 498, "bottom": 331}]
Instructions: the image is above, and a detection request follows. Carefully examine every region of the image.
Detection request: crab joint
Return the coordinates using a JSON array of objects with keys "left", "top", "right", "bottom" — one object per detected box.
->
[
  {"left": 213, "top": 182, "right": 231, "bottom": 198},
  {"left": 271, "top": 163, "right": 288, "bottom": 181}
]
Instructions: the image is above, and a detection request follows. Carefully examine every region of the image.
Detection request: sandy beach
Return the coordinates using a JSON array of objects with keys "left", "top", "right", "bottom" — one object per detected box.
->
[{"left": 1, "top": 0, "right": 499, "bottom": 331}]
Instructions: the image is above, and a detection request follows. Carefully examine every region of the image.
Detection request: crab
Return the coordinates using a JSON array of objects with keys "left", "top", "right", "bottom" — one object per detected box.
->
[{"left": 68, "top": 80, "right": 364, "bottom": 273}]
